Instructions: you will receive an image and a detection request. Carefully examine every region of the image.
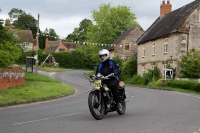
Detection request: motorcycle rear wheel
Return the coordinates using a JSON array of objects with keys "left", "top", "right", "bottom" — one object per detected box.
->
[{"left": 88, "top": 91, "right": 105, "bottom": 120}]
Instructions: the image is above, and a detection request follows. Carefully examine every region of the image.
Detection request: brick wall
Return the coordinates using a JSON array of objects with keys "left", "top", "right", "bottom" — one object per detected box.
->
[{"left": 0, "top": 65, "right": 25, "bottom": 90}]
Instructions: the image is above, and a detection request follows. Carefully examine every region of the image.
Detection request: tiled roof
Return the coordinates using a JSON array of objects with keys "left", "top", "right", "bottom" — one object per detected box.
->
[
  {"left": 112, "top": 26, "right": 137, "bottom": 44},
  {"left": 48, "top": 42, "right": 76, "bottom": 52},
  {"left": 137, "top": 0, "right": 200, "bottom": 44},
  {"left": 49, "top": 45, "right": 60, "bottom": 52},
  {"left": 15, "top": 30, "right": 34, "bottom": 42},
  {"left": 107, "top": 26, "right": 139, "bottom": 51},
  {"left": 63, "top": 42, "right": 76, "bottom": 49},
  {"left": 48, "top": 41, "right": 60, "bottom": 46}
]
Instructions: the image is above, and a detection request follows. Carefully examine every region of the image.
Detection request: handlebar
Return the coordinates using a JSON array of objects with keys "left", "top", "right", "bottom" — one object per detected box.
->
[{"left": 84, "top": 72, "right": 115, "bottom": 82}]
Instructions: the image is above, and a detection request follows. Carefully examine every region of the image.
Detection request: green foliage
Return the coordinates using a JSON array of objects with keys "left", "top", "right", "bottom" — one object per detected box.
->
[
  {"left": 120, "top": 57, "right": 137, "bottom": 80},
  {"left": 166, "top": 80, "right": 200, "bottom": 92},
  {"left": 0, "top": 42, "right": 21, "bottom": 67},
  {"left": 180, "top": 48, "right": 200, "bottom": 78},
  {"left": 87, "top": 3, "right": 138, "bottom": 44},
  {"left": 143, "top": 66, "right": 161, "bottom": 85},
  {"left": 43, "top": 28, "right": 59, "bottom": 41},
  {"left": 0, "top": 21, "right": 18, "bottom": 44},
  {"left": 112, "top": 55, "right": 124, "bottom": 67},
  {"left": 66, "top": 19, "right": 92, "bottom": 42},
  {"left": 10, "top": 8, "right": 37, "bottom": 36},
  {"left": 16, "top": 49, "right": 45, "bottom": 65},
  {"left": 132, "top": 75, "right": 145, "bottom": 85},
  {"left": 8, "top": 8, "right": 25, "bottom": 23}
]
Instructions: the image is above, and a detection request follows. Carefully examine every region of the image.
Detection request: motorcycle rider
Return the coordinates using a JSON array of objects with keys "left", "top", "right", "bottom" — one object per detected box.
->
[{"left": 95, "top": 49, "right": 122, "bottom": 111}]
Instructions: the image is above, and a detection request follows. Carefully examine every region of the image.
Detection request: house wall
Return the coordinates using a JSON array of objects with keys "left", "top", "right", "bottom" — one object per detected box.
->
[
  {"left": 137, "top": 34, "right": 183, "bottom": 77},
  {"left": 137, "top": 4, "right": 200, "bottom": 78},
  {"left": 187, "top": 5, "right": 200, "bottom": 50},
  {"left": 55, "top": 44, "right": 69, "bottom": 52},
  {"left": 114, "top": 25, "right": 144, "bottom": 60}
]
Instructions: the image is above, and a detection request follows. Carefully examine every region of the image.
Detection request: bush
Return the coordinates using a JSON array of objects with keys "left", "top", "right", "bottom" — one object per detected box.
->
[
  {"left": 166, "top": 80, "right": 200, "bottom": 92},
  {"left": 120, "top": 57, "right": 137, "bottom": 81},
  {"left": 112, "top": 55, "right": 124, "bottom": 67},
  {"left": 132, "top": 75, "right": 145, "bottom": 85},
  {"left": 156, "top": 78, "right": 165, "bottom": 87},
  {"left": 143, "top": 66, "right": 161, "bottom": 85}
]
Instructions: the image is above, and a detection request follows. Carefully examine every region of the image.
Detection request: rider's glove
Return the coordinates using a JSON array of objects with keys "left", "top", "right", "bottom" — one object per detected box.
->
[{"left": 114, "top": 69, "right": 119, "bottom": 76}]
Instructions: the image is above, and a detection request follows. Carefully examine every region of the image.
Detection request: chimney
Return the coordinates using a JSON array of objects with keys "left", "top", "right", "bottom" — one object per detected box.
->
[
  {"left": 160, "top": 0, "right": 172, "bottom": 16},
  {"left": 45, "top": 37, "right": 49, "bottom": 48}
]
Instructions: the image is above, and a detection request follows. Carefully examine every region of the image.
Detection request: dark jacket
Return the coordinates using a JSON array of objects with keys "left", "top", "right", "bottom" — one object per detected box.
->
[{"left": 96, "top": 59, "right": 121, "bottom": 80}]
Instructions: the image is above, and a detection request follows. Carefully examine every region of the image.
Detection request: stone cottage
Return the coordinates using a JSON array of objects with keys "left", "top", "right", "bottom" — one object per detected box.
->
[{"left": 137, "top": 0, "right": 200, "bottom": 78}]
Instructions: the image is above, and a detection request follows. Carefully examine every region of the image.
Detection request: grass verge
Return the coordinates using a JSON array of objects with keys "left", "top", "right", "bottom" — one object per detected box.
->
[
  {"left": 0, "top": 72, "right": 75, "bottom": 107},
  {"left": 37, "top": 66, "right": 71, "bottom": 72}
]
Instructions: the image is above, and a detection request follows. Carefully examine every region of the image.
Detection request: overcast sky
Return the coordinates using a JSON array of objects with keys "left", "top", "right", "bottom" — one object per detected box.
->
[{"left": 0, "top": 0, "right": 195, "bottom": 38}]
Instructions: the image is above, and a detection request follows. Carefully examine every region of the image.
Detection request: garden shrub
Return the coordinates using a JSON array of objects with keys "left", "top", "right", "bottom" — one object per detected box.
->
[
  {"left": 166, "top": 80, "right": 200, "bottom": 92},
  {"left": 132, "top": 75, "right": 145, "bottom": 85},
  {"left": 156, "top": 78, "right": 165, "bottom": 87}
]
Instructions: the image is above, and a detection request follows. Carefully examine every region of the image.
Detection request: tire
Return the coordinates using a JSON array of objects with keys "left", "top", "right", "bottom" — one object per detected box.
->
[
  {"left": 117, "top": 101, "right": 126, "bottom": 115},
  {"left": 88, "top": 91, "right": 105, "bottom": 120}
]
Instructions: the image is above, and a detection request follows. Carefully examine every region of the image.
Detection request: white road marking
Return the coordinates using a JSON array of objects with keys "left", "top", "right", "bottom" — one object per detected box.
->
[
  {"left": 49, "top": 72, "right": 55, "bottom": 77},
  {"left": 0, "top": 112, "right": 82, "bottom": 128}
]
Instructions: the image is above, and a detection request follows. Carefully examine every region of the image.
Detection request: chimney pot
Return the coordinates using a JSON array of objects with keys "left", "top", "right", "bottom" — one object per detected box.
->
[
  {"left": 167, "top": 0, "right": 170, "bottom": 4},
  {"left": 160, "top": 0, "right": 172, "bottom": 16}
]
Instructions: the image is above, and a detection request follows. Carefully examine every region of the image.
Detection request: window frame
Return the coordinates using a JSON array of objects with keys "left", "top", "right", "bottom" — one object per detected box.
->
[
  {"left": 125, "top": 43, "right": 130, "bottom": 50},
  {"left": 152, "top": 41, "right": 155, "bottom": 55},
  {"left": 142, "top": 44, "right": 145, "bottom": 57},
  {"left": 164, "top": 38, "right": 168, "bottom": 53}
]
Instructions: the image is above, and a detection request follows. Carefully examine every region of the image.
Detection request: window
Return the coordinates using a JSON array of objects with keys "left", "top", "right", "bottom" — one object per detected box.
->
[
  {"left": 142, "top": 44, "right": 145, "bottom": 57},
  {"left": 142, "top": 66, "right": 145, "bottom": 74},
  {"left": 125, "top": 43, "right": 130, "bottom": 50},
  {"left": 152, "top": 42, "right": 155, "bottom": 55},
  {"left": 164, "top": 38, "right": 168, "bottom": 53},
  {"left": 59, "top": 49, "right": 65, "bottom": 51},
  {"left": 152, "top": 65, "right": 155, "bottom": 70}
]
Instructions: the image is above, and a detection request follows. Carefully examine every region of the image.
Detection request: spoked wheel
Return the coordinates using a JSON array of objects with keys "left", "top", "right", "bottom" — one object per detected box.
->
[
  {"left": 117, "top": 101, "right": 126, "bottom": 115},
  {"left": 88, "top": 91, "right": 105, "bottom": 120}
]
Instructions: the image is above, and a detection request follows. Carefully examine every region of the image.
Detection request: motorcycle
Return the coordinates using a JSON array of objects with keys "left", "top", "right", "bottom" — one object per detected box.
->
[{"left": 84, "top": 72, "right": 126, "bottom": 120}]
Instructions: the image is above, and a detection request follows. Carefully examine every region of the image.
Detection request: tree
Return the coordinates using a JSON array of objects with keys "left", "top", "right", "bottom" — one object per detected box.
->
[
  {"left": 8, "top": 8, "right": 37, "bottom": 38},
  {"left": 43, "top": 28, "right": 59, "bottom": 41},
  {"left": 0, "top": 19, "right": 17, "bottom": 44},
  {"left": 48, "top": 28, "right": 59, "bottom": 41},
  {"left": 180, "top": 48, "right": 200, "bottom": 78},
  {"left": 8, "top": 8, "right": 26, "bottom": 23},
  {"left": 86, "top": 3, "right": 138, "bottom": 44},
  {"left": 0, "top": 42, "right": 22, "bottom": 68},
  {"left": 120, "top": 57, "right": 137, "bottom": 80},
  {"left": 66, "top": 19, "right": 92, "bottom": 42}
]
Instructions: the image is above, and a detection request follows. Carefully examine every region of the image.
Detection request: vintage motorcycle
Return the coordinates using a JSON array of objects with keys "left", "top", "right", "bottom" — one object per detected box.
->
[{"left": 84, "top": 72, "right": 126, "bottom": 120}]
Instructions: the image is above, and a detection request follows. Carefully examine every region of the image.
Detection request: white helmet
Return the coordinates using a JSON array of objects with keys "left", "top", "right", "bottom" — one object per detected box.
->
[{"left": 98, "top": 49, "right": 110, "bottom": 62}]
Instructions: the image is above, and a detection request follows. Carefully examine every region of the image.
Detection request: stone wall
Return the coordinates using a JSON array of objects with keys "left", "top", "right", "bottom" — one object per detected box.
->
[{"left": 0, "top": 65, "right": 25, "bottom": 90}]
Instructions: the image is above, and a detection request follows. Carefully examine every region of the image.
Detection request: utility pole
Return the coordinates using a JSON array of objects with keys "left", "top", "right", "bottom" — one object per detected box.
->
[{"left": 35, "top": 13, "right": 40, "bottom": 74}]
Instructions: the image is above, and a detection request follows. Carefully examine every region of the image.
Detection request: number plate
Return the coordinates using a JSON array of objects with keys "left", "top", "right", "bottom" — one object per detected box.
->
[{"left": 94, "top": 80, "right": 101, "bottom": 89}]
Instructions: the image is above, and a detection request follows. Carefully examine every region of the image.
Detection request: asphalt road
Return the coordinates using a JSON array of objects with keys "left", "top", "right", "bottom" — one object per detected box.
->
[{"left": 0, "top": 70, "right": 200, "bottom": 133}]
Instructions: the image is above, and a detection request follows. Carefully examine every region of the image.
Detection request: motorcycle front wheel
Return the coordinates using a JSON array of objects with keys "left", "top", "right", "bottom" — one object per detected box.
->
[
  {"left": 88, "top": 90, "right": 105, "bottom": 120},
  {"left": 117, "top": 101, "right": 126, "bottom": 115}
]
